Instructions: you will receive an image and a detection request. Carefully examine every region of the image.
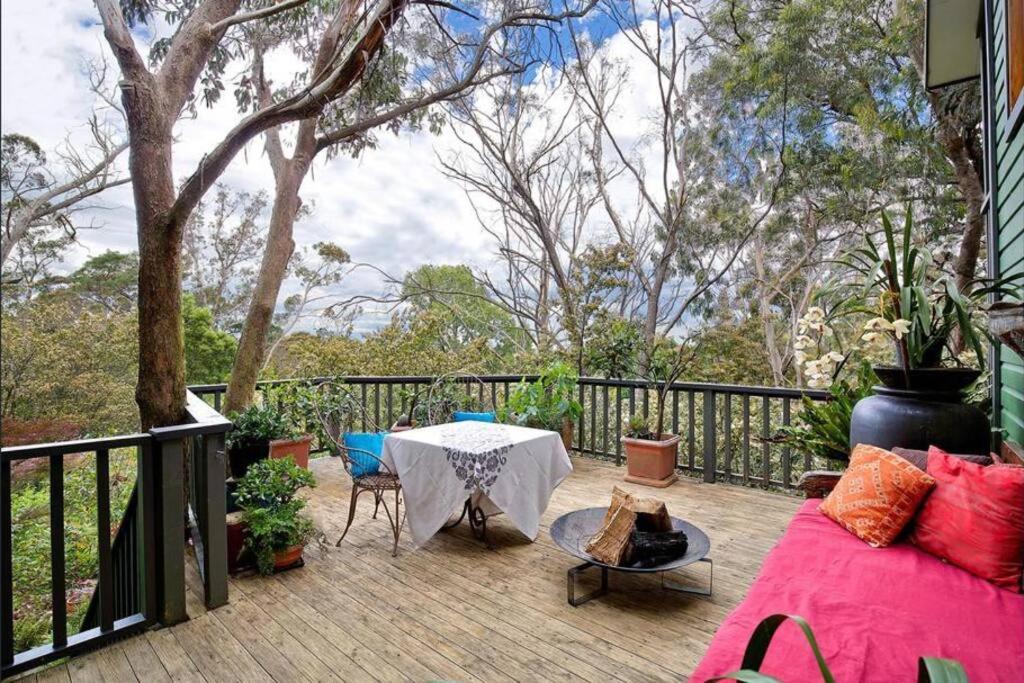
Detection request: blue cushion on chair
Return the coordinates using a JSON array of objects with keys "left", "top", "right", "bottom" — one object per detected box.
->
[
  {"left": 342, "top": 432, "right": 386, "bottom": 478},
  {"left": 452, "top": 411, "right": 496, "bottom": 423}
]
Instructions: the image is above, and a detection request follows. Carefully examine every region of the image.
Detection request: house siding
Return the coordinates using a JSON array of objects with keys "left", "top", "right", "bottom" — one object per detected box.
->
[{"left": 991, "top": 0, "right": 1024, "bottom": 445}]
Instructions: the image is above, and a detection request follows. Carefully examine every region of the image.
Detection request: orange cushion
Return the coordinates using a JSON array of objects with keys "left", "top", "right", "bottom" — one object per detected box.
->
[
  {"left": 819, "top": 444, "right": 935, "bottom": 547},
  {"left": 909, "top": 446, "right": 1024, "bottom": 592}
]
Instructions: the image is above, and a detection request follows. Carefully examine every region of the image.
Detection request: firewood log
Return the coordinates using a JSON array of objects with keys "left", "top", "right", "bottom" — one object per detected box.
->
[{"left": 585, "top": 504, "right": 636, "bottom": 565}]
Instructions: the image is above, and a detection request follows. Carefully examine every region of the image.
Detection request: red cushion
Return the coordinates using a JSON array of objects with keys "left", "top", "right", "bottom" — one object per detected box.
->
[
  {"left": 909, "top": 446, "right": 1024, "bottom": 592},
  {"left": 691, "top": 500, "right": 1024, "bottom": 682}
]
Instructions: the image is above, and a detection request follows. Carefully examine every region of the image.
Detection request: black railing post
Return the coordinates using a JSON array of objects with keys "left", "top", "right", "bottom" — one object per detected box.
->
[
  {"left": 152, "top": 434, "right": 187, "bottom": 625},
  {"left": 199, "top": 433, "right": 228, "bottom": 609},
  {"left": 703, "top": 390, "right": 717, "bottom": 483},
  {"left": 137, "top": 440, "right": 158, "bottom": 623}
]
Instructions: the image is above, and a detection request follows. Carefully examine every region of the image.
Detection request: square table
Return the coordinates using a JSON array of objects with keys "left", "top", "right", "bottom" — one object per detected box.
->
[{"left": 380, "top": 421, "right": 573, "bottom": 547}]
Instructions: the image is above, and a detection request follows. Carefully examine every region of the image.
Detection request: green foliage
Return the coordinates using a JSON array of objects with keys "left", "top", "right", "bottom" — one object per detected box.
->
[
  {"left": 182, "top": 293, "right": 237, "bottom": 384},
  {"left": 227, "top": 404, "right": 296, "bottom": 452},
  {"left": 583, "top": 315, "right": 642, "bottom": 379},
  {"left": 624, "top": 412, "right": 654, "bottom": 440},
  {"left": 67, "top": 251, "right": 139, "bottom": 313},
  {"left": 711, "top": 613, "right": 966, "bottom": 683},
  {"left": 771, "top": 361, "right": 876, "bottom": 460},
  {"left": 501, "top": 362, "right": 583, "bottom": 431},
  {"left": 234, "top": 457, "right": 316, "bottom": 510},
  {"left": 236, "top": 458, "right": 319, "bottom": 576},
  {"left": 0, "top": 299, "right": 138, "bottom": 434},
  {"left": 400, "top": 263, "right": 521, "bottom": 356},
  {"left": 689, "top": 320, "right": 778, "bottom": 386}
]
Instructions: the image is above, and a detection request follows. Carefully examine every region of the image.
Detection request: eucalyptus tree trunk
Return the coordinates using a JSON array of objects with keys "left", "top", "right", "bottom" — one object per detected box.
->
[{"left": 223, "top": 144, "right": 312, "bottom": 413}]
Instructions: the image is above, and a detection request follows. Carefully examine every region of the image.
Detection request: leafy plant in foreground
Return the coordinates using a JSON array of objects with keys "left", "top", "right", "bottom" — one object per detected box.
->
[
  {"left": 710, "top": 613, "right": 967, "bottom": 682},
  {"left": 236, "top": 458, "right": 323, "bottom": 575}
]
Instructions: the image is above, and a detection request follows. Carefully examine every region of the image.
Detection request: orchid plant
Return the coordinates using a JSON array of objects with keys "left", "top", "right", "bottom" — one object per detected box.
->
[{"left": 839, "top": 205, "right": 1017, "bottom": 381}]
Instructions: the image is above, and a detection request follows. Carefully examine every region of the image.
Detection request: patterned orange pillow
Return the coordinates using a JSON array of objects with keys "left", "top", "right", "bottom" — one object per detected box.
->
[{"left": 820, "top": 444, "right": 936, "bottom": 547}]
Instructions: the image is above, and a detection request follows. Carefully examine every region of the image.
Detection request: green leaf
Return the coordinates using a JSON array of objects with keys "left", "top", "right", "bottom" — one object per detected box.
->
[
  {"left": 735, "top": 614, "right": 836, "bottom": 683},
  {"left": 917, "top": 657, "right": 968, "bottom": 683}
]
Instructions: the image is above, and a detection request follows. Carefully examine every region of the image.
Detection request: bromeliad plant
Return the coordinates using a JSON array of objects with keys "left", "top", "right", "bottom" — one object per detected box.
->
[
  {"left": 235, "top": 458, "right": 324, "bottom": 575},
  {"left": 771, "top": 361, "right": 876, "bottom": 462},
  {"left": 842, "top": 205, "right": 1019, "bottom": 381}
]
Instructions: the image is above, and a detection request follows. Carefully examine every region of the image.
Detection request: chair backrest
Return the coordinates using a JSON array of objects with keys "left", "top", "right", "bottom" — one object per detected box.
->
[
  {"left": 310, "top": 380, "right": 391, "bottom": 477},
  {"left": 421, "top": 372, "right": 495, "bottom": 426}
]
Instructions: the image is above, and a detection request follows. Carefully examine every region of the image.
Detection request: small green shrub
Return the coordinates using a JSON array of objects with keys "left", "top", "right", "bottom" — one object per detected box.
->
[
  {"left": 226, "top": 404, "right": 295, "bottom": 452},
  {"left": 236, "top": 458, "right": 321, "bottom": 575}
]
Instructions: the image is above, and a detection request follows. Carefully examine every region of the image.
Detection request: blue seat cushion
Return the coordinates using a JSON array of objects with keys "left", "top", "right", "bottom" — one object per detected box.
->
[
  {"left": 342, "top": 432, "right": 386, "bottom": 478},
  {"left": 452, "top": 411, "right": 497, "bottom": 423}
]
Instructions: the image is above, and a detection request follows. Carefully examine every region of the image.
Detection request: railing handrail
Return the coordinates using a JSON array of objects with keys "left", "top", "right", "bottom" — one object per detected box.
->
[
  {"left": 1, "top": 433, "right": 151, "bottom": 461},
  {"left": 188, "top": 374, "right": 829, "bottom": 401}
]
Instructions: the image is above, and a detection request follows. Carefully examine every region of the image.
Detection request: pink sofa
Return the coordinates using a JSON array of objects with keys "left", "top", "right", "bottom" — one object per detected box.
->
[{"left": 691, "top": 498, "right": 1024, "bottom": 682}]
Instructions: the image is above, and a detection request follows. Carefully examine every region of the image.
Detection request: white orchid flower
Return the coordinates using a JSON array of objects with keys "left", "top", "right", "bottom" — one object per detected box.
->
[{"left": 891, "top": 319, "right": 911, "bottom": 339}]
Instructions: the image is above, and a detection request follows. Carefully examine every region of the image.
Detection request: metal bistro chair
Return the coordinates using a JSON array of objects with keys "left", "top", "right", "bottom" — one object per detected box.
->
[
  {"left": 313, "top": 381, "right": 405, "bottom": 557},
  {"left": 422, "top": 371, "right": 497, "bottom": 426}
]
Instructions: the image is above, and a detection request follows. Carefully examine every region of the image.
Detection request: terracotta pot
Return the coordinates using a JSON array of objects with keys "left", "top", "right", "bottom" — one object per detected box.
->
[
  {"left": 273, "top": 545, "right": 304, "bottom": 571},
  {"left": 622, "top": 434, "right": 680, "bottom": 487},
  {"left": 390, "top": 422, "right": 415, "bottom": 433},
  {"left": 269, "top": 435, "right": 313, "bottom": 469},
  {"left": 560, "top": 418, "right": 575, "bottom": 452},
  {"left": 226, "top": 512, "right": 254, "bottom": 574}
]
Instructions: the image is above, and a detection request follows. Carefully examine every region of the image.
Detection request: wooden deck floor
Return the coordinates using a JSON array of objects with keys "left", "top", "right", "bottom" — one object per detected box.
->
[{"left": 17, "top": 457, "right": 802, "bottom": 682}]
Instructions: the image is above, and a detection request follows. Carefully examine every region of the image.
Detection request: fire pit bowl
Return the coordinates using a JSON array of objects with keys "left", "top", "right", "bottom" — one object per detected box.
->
[{"left": 550, "top": 506, "right": 712, "bottom": 606}]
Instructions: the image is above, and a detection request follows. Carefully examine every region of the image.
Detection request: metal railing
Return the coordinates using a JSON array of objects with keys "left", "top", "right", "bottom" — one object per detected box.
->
[
  {"left": 1, "top": 390, "right": 230, "bottom": 678},
  {"left": 191, "top": 375, "right": 829, "bottom": 489}
]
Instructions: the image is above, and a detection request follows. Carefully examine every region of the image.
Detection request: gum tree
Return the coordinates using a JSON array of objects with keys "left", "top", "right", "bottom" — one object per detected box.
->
[{"left": 93, "top": 0, "right": 411, "bottom": 427}]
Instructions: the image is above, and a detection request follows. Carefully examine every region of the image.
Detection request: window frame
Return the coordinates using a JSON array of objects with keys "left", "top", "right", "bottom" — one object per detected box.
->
[{"left": 1008, "top": 0, "right": 1024, "bottom": 138}]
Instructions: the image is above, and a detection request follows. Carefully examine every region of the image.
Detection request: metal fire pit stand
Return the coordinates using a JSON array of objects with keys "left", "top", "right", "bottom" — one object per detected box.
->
[{"left": 552, "top": 507, "right": 713, "bottom": 607}]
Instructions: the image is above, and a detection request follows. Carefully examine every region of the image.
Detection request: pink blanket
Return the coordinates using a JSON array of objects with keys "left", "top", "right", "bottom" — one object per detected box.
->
[{"left": 691, "top": 500, "right": 1024, "bottom": 682}]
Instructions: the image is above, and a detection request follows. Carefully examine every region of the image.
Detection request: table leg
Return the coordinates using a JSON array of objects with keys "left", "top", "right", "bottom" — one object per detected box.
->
[
  {"left": 467, "top": 501, "right": 495, "bottom": 549},
  {"left": 441, "top": 500, "right": 470, "bottom": 530},
  {"left": 567, "top": 562, "right": 608, "bottom": 607},
  {"left": 661, "top": 557, "right": 713, "bottom": 596}
]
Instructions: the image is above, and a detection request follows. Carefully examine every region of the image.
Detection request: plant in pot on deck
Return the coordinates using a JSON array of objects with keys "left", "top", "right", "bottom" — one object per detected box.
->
[
  {"left": 840, "top": 205, "right": 1021, "bottom": 454},
  {"left": 621, "top": 338, "right": 698, "bottom": 487},
  {"left": 235, "top": 457, "right": 325, "bottom": 575},
  {"left": 501, "top": 362, "right": 583, "bottom": 450},
  {"left": 226, "top": 404, "right": 297, "bottom": 479}
]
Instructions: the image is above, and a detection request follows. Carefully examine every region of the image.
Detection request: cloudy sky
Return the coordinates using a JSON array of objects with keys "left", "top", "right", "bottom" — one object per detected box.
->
[{"left": 1, "top": 1, "right": 667, "bottom": 335}]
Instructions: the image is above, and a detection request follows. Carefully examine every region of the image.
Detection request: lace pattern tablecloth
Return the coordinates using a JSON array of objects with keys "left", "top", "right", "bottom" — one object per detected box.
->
[{"left": 381, "top": 421, "right": 573, "bottom": 546}]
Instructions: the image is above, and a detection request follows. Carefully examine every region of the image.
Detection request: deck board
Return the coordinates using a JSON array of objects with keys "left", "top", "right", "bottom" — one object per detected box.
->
[{"left": 18, "top": 456, "right": 801, "bottom": 682}]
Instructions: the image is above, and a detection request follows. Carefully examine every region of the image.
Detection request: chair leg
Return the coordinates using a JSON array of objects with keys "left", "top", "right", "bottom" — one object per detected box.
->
[
  {"left": 391, "top": 488, "right": 402, "bottom": 557},
  {"left": 373, "top": 491, "right": 381, "bottom": 520},
  {"left": 336, "top": 485, "right": 359, "bottom": 547}
]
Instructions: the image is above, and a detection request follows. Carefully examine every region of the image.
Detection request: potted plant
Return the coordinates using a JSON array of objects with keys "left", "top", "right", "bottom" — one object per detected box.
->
[
  {"left": 226, "top": 404, "right": 296, "bottom": 480},
  {"left": 621, "top": 340, "right": 695, "bottom": 487},
  {"left": 501, "top": 362, "right": 583, "bottom": 450},
  {"left": 840, "top": 206, "right": 1021, "bottom": 453},
  {"left": 234, "top": 458, "right": 324, "bottom": 575}
]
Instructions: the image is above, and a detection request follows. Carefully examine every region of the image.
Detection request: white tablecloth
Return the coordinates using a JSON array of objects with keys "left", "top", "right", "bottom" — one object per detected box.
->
[{"left": 380, "top": 421, "right": 573, "bottom": 547}]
